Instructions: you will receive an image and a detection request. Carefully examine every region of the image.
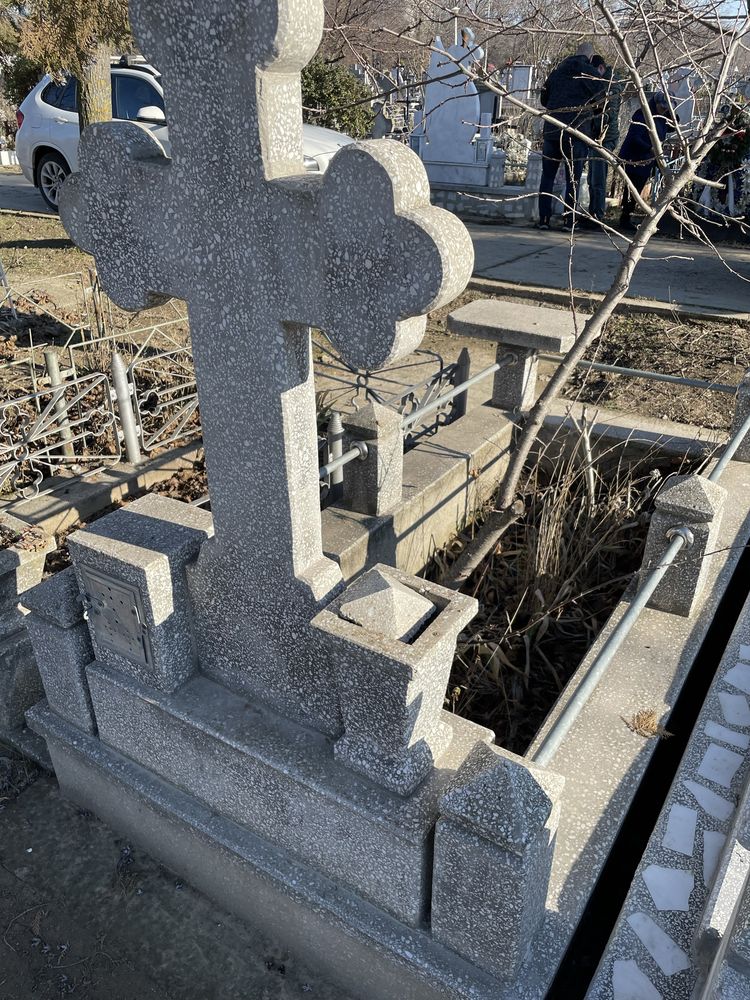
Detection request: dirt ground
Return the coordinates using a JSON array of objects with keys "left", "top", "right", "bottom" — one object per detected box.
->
[{"left": 0, "top": 754, "right": 349, "bottom": 1000}]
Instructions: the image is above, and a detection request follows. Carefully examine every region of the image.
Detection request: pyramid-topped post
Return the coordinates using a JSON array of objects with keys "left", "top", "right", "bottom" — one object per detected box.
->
[
  {"left": 57, "top": 0, "right": 474, "bottom": 733},
  {"left": 431, "top": 742, "right": 564, "bottom": 980},
  {"left": 642, "top": 474, "right": 726, "bottom": 617},
  {"left": 312, "top": 564, "right": 477, "bottom": 794}
]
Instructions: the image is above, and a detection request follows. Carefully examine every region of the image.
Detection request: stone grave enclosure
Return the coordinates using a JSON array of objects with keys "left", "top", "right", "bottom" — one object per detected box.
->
[
  {"left": 12, "top": 1, "right": 750, "bottom": 998},
  {"left": 21, "top": 1, "right": 567, "bottom": 998}
]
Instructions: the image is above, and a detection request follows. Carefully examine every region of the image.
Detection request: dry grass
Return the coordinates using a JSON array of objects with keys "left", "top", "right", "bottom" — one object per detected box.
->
[
  {"left": 622, "top": 708, "right": 673, "bottom": 740},
  {"left": 432, "top": 426, "right": 695, "bottom": 754}
]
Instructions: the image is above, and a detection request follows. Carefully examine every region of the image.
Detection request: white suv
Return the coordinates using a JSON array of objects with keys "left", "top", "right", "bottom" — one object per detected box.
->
[{"left": 16, "top": 59, "right": 354, "bottom": 211}]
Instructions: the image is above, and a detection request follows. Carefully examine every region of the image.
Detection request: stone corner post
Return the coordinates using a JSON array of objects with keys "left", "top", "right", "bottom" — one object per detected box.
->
[
  {"left": 0, "top": 513, "right": 54, "bottom": 739},
  {"left": 730, "top": 369, "right": 750, "bottom": 462},
  {"left": 430, "top": 742, "right": 564, "bottom": 980},
  {"left": 642, "top": 474, "right": 726, "bottom": 617},
  {"left": 340, "top": 401, "right": 403, "bottom": 517},
  {"left": 22, "top": 566, "right": 97, "bottom": 734}
]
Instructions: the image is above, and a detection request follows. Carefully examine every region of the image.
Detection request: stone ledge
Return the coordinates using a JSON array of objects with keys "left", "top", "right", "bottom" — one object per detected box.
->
[
  {"left": 30, "top": 703, "right": 503, "bottom": 1000},
  {"left": 322, "top": 402, "right": 513, "bottom": 582},
  {"left": 3, "top": 440, "right": 204, "bottom": 537}
]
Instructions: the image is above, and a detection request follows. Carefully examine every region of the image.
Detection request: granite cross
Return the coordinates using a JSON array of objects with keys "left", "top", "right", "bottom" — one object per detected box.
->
[{"left": 60, "top": 0, "right": 474, "bottom": 733}]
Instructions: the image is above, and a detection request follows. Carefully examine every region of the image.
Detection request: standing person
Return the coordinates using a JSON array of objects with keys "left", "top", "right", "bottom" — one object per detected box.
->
[
  {"left": 618, "top": 91, "right": 674, "bottom": 231},
  {"left": 587, "top": 57, "right": 622, "bottom": 224},
  {"left": 537, "top": 42, "right": 606, "bottom": 229}
]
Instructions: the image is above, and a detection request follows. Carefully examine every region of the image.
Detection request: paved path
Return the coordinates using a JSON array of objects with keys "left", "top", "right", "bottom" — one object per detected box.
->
[
  {"left": 0, "top": 168, "right": 51, "bottom": 214},
  {"left": 469, "top": 222, "right": 750, "bottom": 316}
]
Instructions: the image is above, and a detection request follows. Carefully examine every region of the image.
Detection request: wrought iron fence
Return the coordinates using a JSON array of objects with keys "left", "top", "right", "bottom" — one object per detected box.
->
[
  {"left": 0, "top": 371, "right": 120, "bottom": 499},
  {"left": 129, "top": 348, "right": 199, "bottom": 452}
]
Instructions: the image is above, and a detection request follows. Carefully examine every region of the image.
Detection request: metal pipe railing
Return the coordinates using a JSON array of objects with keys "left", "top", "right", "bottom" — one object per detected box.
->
[
  {"left": 538, "top": 354, "right": 737, "bottom": 395},
  {"left": 401, "top": 356, "right": 513, "bottom": 430},
  {"left": 319, "top": 441, "right": 368, "bottom": 480},
  {"left": 530, "top": 411, "right": 750, "bottom": 769}
]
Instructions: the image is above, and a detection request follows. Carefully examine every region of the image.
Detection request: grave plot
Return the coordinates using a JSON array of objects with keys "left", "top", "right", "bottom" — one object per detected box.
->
[{"left": 6, "top": 3, "right": 750, "bottom": 1000}]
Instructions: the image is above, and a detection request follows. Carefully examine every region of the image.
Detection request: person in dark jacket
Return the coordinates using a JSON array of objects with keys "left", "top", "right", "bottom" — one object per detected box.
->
[
  {"left": 587, "top": 57, "right": 622, "bottom": 223},
  {"left": 618, "top": 91, "right": 674, "bottom": 230},
  {"left": 537, "top": 42, "right": 606, "bottom": 228}
]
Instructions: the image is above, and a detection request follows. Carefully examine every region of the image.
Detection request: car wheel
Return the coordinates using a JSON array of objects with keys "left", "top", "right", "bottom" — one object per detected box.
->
[{"left": 36, "top": 152, "right": 70, "bottom": 211}]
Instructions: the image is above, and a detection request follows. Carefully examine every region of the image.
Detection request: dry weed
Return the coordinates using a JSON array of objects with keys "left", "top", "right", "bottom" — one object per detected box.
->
[
  {"left": 431, "top": 424, "right": 694, "bottom": 754},
  {"left": 622, "top": 708, "right": 673, "bottom": 740}
]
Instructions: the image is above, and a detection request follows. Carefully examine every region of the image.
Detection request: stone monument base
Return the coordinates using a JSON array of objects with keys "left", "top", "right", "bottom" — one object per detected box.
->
[{"left": 30, "top": 702, "right": 503, "bottom": 1000}]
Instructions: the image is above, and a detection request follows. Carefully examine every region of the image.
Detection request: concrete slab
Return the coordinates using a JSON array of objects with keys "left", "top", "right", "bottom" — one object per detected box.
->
[{"left": 467, "top": 223, "right": 750, "bottom": 318}]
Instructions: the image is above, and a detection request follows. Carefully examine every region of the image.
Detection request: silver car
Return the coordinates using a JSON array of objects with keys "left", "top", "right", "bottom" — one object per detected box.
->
[{"left": 16, "top": 59, "right": 354, "bottom": 211}]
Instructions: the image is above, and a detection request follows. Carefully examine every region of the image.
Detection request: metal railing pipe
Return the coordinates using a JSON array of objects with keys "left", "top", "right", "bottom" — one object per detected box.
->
[
  {"left": 537, "top": 354, "right": 737, "bottom": 394},
  {"left": 531, "top": 526, "right": 694, "bottom": 768},
  {"left": 401, "top": 357, "right": 513, "bottom": 430},
  {"left": 111, "top": 351, "right": 142, "bottom": 466},
  {"left": 44, "top": 350, "right": 75, "bottom": 459},
  {"left": 326, "top": 412, "right": 344, "bottom": 501},
  {"left": 319, "top": 441, "right": 368, "bottom": 480}
]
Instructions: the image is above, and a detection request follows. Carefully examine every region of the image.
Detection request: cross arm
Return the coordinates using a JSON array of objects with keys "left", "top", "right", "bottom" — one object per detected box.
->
[{"left": 60, "top": 122, "right": 178, "bottom": 312}]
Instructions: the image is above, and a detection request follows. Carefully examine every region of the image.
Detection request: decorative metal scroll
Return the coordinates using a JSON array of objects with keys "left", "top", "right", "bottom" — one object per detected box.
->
[
  {"left": 313, "top": 340, "right": 466, "bottom": 449},
  {"left": 129, "top": 349, "right": 199, "bottom": 453},
  {"left": 0, "top": 372, "right": 119, "bottom": 500}
]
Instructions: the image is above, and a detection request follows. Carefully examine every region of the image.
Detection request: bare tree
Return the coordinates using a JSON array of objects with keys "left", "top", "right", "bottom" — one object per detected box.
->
[{"left": 329, "top": 0, "right": 748, "bottom": 582}]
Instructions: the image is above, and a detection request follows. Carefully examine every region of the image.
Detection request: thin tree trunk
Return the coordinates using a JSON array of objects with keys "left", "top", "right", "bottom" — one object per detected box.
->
[
  {"left": 77, "top": 42, "right": 112, "bottom": 132},
  {"left": 496, "top": 172, "right": 695, "bottom": 514}
]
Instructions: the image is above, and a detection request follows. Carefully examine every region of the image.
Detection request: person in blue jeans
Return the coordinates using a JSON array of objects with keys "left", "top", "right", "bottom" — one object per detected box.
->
[
  {"left": 537, "top": 42, "right": 606, "bottom": 228},
  {"left": 587, "top": 58, "right": 622, "bottom": 224},
  {"left": 618, "top": 92, "right": 675, "bottom": 231}
]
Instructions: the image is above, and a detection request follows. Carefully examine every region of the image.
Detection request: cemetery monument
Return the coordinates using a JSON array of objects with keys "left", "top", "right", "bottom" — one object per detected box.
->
[{"left": 23, "top": 1, "right": 567, "bottom": 998}]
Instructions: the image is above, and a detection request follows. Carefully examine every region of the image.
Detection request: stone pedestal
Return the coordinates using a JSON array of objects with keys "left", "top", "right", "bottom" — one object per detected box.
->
[
  {"left": 431, "top": 743, "right": 564, "bottom": 980},
  {"left": 642, "top": 474, "right": 726, "bottom": 617},
  {"left": 313, "top": 564, "right": 477, "bottom": 795},
  {"left": 447, "top": 298, "right": 577, "bottom": 411},
  {"left": 22, "top": 567, "right": 96, "bottom": 733},
  {"left": 68, "top": 493, "right": 213, "bottom": 692},
  {"left": 341, "top": 402, "right": 403, "bottom": 516}
]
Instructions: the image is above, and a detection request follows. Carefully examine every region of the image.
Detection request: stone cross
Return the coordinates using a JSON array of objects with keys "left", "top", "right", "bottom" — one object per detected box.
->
[{"left": 60, "top": 0, "right": 473, "bottom": 734}]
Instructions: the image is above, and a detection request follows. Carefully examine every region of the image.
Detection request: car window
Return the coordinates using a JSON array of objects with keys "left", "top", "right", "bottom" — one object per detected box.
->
[
  {"left": 41, "top": 78, "right": 77, "bottom": 113},
  {"left": 113, "top": 75, "right": 164, "bottom": 121}
]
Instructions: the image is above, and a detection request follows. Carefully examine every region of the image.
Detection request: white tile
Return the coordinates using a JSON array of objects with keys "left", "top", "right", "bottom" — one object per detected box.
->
[
  {"left": 642, "top": 864, "right": 694, "bottom": 911},
  {"left": 703, "top": 830, "right": 727, "bottom": 887},
  {"left": 738, "top": 643, "right": 750, "bottom": 663},
  {"left": 627, "top": 912, "right": 690, "bottom": 975},
  {"left": 612, "top": 959, "right": 662, "bottom": 999},
  {"left": 704, "top": 721, "right": 750, "bottom": 750},
  {"left": 697, "top": 744, "right": 745, "bottom": 789},
  {"left": 662, "top": 803, "right": 697, "bottom": 856},
  {"left": 718, "top": 691, "right": 750, "bottom": 727},
  {"left": 684, "top": 780, "right": 735, "bottom": 821},
  {"left": 725, "top": 662, "right": 750, "bottom": 695}
]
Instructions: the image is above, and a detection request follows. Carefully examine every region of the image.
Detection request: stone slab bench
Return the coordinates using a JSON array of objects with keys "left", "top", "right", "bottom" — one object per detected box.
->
[{"left": 447, "top": 298, "right": 577, "bottom": 411}]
